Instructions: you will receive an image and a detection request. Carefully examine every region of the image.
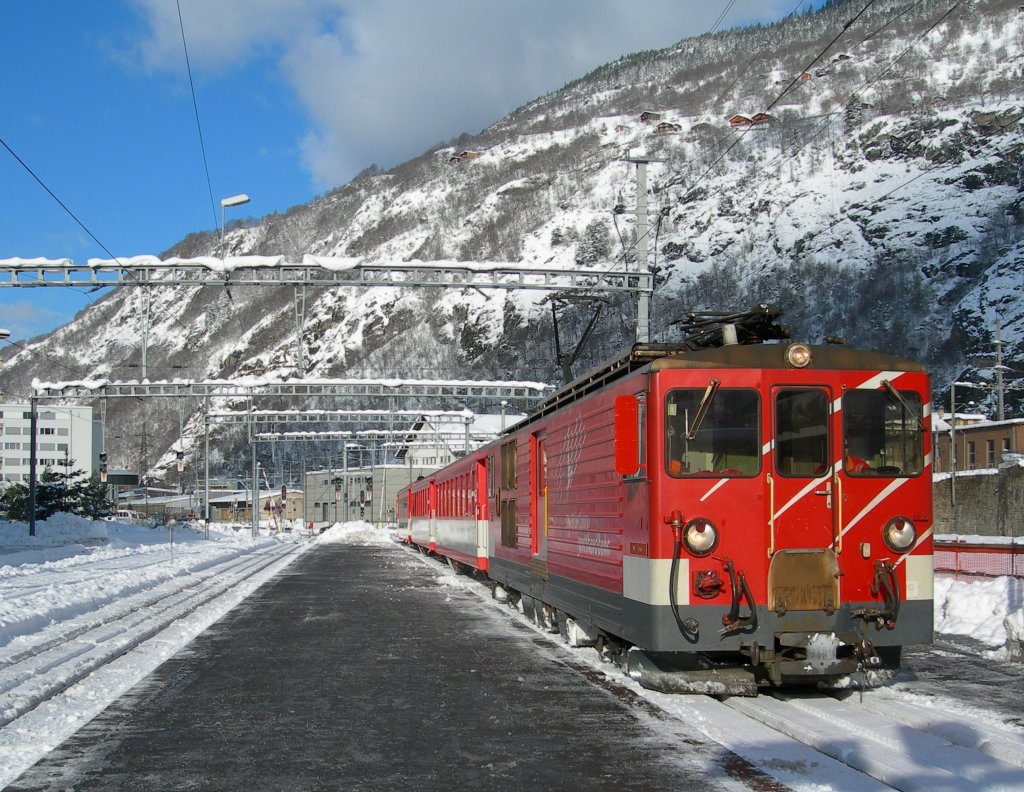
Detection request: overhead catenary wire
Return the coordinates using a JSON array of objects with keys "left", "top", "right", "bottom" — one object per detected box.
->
[
  {"left": 716, "top": 0, "right": 975, "bottom": 275},
  {"left": 584, "top": 0, "right": 876, "bottom": 296},
  {"left": 176, "top": 0, "right": 220, "bottom": 234},
  {"left": 703, "top": 0, "right": 952, "bottom": 214}
]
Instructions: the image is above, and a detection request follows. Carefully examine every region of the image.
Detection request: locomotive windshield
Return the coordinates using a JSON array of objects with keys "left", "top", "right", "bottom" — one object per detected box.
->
[
  {"left": 665, "top": 388, "right": 760, "bottom": 476},
  {"left": 775, "top": 388, "right": 830, "bottom": 477},
  {"left": 843, "top": 389, "right": 924, "bottom": 476}
]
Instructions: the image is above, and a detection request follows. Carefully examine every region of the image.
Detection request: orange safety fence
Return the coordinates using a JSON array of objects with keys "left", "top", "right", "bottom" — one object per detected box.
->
[{"left": 934, "top": 538, "right": 1024, "bottom": 579}]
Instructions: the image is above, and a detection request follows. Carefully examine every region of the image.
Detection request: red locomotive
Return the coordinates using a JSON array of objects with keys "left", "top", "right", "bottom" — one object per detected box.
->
[{"left": 397, "top": 307, "right": 933, "bottom": 694}]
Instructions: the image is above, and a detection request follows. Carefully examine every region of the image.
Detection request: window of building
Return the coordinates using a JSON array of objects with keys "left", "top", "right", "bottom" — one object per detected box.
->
[
  {"left": 39, "top": 427, "right": 55, "bottom": 436},
  {"left": 987, "top": 439, "right": 996, "bottom": 467},
  {"left": 1003, "top": 437, "right": 1012, "bottom": 456},
  {"left": 40, "top": 411, "right": 56, "bottom": 421},
  {"left": 4, "top": 442, "right": 19, "bottom": 450},
  {"left": 57, "top": 428, "right": 68, "bottom": 436},
  {"left": 4, "top": 457, "right": 19, "bottom": 467},
  {"left": 967, "top": 441, "right": 976, "bottom": 470},
  {"left": 39, "top": 443, "right": 56, "bottom": 452},
  {"left": 5, "top": 427, "right": 19, "bottom": 435}
]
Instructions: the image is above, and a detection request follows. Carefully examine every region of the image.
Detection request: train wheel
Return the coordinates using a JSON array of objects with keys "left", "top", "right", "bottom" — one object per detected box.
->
[
  {"left": 537, "top": 603, "right": 559, "bottom": 633},
  {"left": 557, "top": 611, "right": 599, "bottom": 647},
  {"left": 596, "top": 633, "right": 628, "bottom": 667}
]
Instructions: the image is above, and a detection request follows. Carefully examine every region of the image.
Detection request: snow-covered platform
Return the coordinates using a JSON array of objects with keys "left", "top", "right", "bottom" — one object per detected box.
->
[{"left": 6, "top": 538, "right": 759, "bottom": 791}]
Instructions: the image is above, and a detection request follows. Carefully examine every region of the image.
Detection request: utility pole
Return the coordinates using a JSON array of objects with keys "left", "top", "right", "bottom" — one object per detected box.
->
[
  {"left": 995, "top": 321, "right": 1006, "bottom": 421},
  {"left": 623, "top": 153, "right": 664, "bottom": 344}
]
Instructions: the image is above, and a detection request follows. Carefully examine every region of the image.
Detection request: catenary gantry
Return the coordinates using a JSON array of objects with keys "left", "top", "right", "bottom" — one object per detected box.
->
[
  {"left": 0, "top": 256, "right": 652, "bottom": 293},
  {"left": 29, "top": 378, "right": 551, "bottom": 402}
]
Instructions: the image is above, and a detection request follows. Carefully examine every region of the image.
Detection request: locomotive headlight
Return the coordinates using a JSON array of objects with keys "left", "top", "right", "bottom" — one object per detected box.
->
[
  {"left": 683, "top": 518, "right": 719, "bottom": 556},
  {"left": 785, "top": 343, "right": 813, "bottom": 368},
  {"left": 883, "top": 516, "right": 917, "bottom": 552}
]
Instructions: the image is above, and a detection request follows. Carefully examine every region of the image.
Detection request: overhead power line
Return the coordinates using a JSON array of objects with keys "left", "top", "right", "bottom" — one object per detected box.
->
[{"left": 176, "top": 0, "right": 219, "bottom": 233}]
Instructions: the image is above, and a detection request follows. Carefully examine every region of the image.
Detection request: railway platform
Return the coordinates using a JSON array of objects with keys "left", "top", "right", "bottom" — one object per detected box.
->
[{"left": 6, "top": 540, "right": 771, "bottom": 792}]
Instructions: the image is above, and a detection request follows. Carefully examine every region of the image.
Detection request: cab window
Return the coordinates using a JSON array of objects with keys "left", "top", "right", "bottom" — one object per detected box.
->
[
  {"left": 843, "top": 389, "right": 923, "bottom": 476},
  {"left": 775, "top": 389, "right": 830, "bottom": 477},
  {"left": 665, "top": 388, "right": 760, "bottom": 476}
]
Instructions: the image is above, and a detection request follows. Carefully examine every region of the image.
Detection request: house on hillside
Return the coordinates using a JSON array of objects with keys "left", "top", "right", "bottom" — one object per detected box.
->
[
  {"left": 639, "top": 111, "right": 662, "bottom": 123},
  {"left": 729, "top": 114, "right": 753, "bottom": 128},
  {"left": 448, "top": 151, "right": 482, "bottom": 164},
  {"left": 751, "top": 112, "right": 774, "bottom": 126},
  {"left": 654, "top": 121, "right": 682, "bottom": 134}
]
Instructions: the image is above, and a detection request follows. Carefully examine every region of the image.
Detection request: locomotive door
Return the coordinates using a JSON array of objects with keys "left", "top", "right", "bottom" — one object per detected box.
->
[
  {"left": 530, "top": 431, "right": 548, "bottom": 566},
  {"left": 770, "top": 387, "right": 837, "bottom": 553}
]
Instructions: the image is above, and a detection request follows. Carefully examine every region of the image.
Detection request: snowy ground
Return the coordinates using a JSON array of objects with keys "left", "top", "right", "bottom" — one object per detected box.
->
[{"left": 0, "top": 513, "right": 1021, "bottom": 790}]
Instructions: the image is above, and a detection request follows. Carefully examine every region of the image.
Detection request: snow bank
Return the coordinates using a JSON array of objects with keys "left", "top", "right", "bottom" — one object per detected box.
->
[
  {"left": 935, "top": 575, "right": 1024, "bottom": 655},
  {"left": 315, "top": 521, "right": 394, "bottom": 545}
]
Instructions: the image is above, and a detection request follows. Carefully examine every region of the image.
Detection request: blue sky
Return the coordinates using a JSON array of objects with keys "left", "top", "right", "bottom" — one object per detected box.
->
[{"left": 1, "top": 0, "right": 821, "bottom": 341}]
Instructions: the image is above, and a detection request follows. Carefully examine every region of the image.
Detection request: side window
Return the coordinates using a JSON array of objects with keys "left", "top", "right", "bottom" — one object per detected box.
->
[
  {"left": 775, "top": 389, "right": 829, "bottom": 477},
  {"left": 501, "top": 440, "right": 517, "bottom": 489}
]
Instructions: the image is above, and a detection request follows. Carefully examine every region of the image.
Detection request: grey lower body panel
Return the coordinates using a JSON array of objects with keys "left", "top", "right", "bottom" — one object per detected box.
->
[{"left": 488, "top": 556, "right": 932, "bottom": 654}]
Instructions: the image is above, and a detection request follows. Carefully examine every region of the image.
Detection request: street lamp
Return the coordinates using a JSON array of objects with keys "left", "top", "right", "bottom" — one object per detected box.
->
[{"left": 219, "top": 194, "right": 251, "bottom": 249}]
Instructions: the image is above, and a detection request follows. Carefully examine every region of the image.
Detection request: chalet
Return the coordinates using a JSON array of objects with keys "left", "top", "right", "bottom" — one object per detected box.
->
[
  {"left": 728, "top": 114, "right": 753, "bottom": 127},
  {"left": 639, "top": 111, "right": 662, "bottom": 123},
  {"left": 448, "top": 151, "right": 482, "bottom": 164},
  {"left": 654, "top": 121, "right": 682, "bottom": 134},
  {"left": 751, "top": 112, "right": 774, "bottom": 126},
  {"left": 614, "top": 124, "right": 632, "bottom": 134}
]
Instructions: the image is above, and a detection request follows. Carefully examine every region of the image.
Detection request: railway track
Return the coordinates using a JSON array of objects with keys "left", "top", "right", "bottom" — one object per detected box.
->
[
  {"left": 0, "top": 542, "right": 304, "bottom": 732},
  {"left": 406, "top": 542, "right": 1024, "bottom": 791},
  {"left": 723, "top": 689, "right": 1024, "bottom": 791}
]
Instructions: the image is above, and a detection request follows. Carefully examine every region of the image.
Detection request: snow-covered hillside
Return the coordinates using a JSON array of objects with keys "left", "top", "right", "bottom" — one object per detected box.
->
[{"left": 3, "top": 0, "right": 1022, "bottom": 480}]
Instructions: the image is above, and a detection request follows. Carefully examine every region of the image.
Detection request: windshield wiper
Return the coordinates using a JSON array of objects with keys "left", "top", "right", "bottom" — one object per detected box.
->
[
  {"left": 686, "top": 378, "right": 721, "bottom": 440},
  {"left": 881, "top": 380, "right": 926, "bottom": 431}
]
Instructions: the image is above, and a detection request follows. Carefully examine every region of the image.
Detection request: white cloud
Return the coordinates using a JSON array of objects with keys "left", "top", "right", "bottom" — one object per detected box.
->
[{"left": 133, "top": 0, "right": 812, "bottom": 188}]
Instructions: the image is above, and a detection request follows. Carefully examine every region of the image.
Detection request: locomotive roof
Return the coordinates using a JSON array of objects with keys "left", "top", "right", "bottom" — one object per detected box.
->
[{"left": 525, "top": 342, "right": 926, "bottom": 427}]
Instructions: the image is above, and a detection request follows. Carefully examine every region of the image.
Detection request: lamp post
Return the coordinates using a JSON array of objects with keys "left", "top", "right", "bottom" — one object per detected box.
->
[{"left": 219, "top": 194, "right": 251, "bottom": 250}]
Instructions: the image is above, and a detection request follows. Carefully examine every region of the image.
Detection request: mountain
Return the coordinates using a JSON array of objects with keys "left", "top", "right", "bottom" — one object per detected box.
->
[{"left": 3, "top": 0, "right": 1023, "bottom": 484}]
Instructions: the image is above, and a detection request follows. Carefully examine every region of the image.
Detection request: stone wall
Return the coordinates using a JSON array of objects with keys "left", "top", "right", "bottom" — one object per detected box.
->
[{"left": 933, "top": 458, "right": 1024, "bottom": 536}]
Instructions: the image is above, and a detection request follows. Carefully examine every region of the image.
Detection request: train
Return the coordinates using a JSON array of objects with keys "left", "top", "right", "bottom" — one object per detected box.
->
[{"left": 396, "top": 307, "right": 933, "bottom": 695}]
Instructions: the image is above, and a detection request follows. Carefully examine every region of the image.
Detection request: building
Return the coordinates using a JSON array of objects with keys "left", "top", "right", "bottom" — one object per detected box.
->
[
  {"left": 654, "top": 122, "right": 682, "bottom": 134},
  {"left": 207, "top": 488, "right": 304, "bottom": 526},
  {"left": 303, "top": 465, "right": 433, "bottom": 527},
  {"left": 933, "top": 413, "right": 1024, "bottom": 472},
  {"left": 0, "top": 403, "right": 99, "bottom": 484},
  {"left": 395, "top": 412, "right": 525, "bottom": 469}
]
